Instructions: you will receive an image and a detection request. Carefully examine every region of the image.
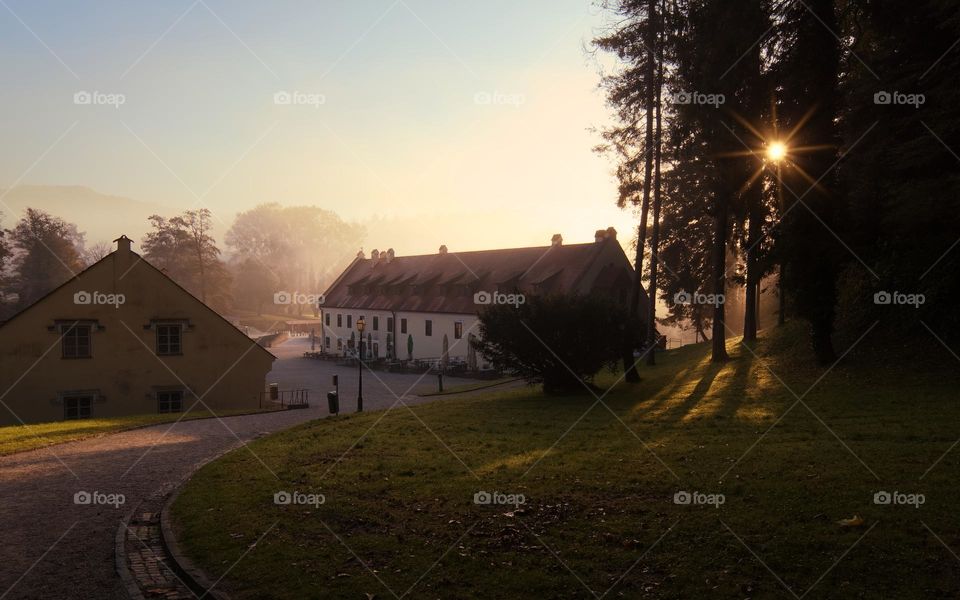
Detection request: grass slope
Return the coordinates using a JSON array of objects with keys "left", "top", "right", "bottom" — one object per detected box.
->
[
  {"left": 0, "top": 408, "right": 281, "bottom": 456},
  {"left": 172, "top": 324, "right": 960, "bottom": 599}
]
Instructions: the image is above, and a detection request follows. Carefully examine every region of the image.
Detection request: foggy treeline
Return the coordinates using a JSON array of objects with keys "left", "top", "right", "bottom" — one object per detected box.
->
[{"left": 0, "top": 203, "right": 364, "bottom": 320}]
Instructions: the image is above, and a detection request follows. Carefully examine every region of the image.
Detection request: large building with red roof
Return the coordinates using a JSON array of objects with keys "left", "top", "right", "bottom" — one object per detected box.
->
[{"left": 319, "top": 228, "right": 640, "bottom": 366}]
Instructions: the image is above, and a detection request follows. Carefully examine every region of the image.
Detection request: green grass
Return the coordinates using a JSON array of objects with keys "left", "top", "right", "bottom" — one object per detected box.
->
[
  {"left": 0, "top": 407, "right": 282, "bottom": 456},
  {"left": 172, "top": 324, "right": 960, "bottom": 599}
]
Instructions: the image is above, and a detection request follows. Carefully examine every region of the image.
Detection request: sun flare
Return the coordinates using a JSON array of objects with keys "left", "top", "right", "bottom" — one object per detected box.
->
[{"left": 766, "top": 141, "right": 788, "bottom": 162}]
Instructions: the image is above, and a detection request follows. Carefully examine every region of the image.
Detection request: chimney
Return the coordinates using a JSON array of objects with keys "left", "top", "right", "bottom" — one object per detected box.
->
[
  {"left": 386, "top": 248, "right": 395, "bottom": 263},
  {"left": 439, "top": 245, "right": 448, "bottom": 255},
  {"left": 371, "top": 249, "right": 380, "bottom": 261},
  {"left": 551, "top": 233, "right": 563, "bottom": 247},
  {"left": 113, "top": 235, "right": 134, "bottom": 271},
  {"left": 594, "top": 229, "right": 605, "bottom": 243},
  {"left": 114, "top": 235, "right": 133, "bottom": 254},
  {"left": 356, "top": 248, "right": 365, "bottom": 259},
  {"left": 605, "top": 226, "right": 617, "bottom": 241}
]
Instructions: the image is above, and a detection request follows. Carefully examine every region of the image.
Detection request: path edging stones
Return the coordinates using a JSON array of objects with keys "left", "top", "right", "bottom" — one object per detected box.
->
[{"left": 115, "top": 504, "right": 147, "bottom": 600}]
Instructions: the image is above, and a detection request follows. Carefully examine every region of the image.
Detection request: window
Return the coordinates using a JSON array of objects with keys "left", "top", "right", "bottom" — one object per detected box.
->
[
  {"left": 401, "top": 318, "right": 407, "bottom": 334},
  {"left": 373, "top": 316, "right": 379, "bottom": 331},
  {"left": 325, "top": 313, "right": 330, "bottom": 326},
  {"left": 373, "top": 343, "right": 379, "bottom": 358},
  {"left": 325, "top": 337, "right": 331, "bottom": 348},
  {"left": 455, "top": 321, "right": 463, "bottom": 339},
  {"left": 157, "top": 390, "right": 183, "bottom": 414},
  {"left": 337, "top": 314, "right": 342, "bottom": 327},
  {"left": 156, "top": 324, "right": 182, "bottom": 355},
  {"left": 387, "top": 317, "right": 394, "bottom": 331},
  {"left": 347, "top": 315, "right": 352, "bottom": 328},
  {"left": 63, "top": 394, "right": 93, "bottom": 420},
  {"left": 337, "top": 339, "right": 343, "bottom": 350},
  {"left": 61, "top": 324, "right": 92, "bottom": 359},
  {"left": 425, "top": 320, "right": 433, "bottom": 336}
]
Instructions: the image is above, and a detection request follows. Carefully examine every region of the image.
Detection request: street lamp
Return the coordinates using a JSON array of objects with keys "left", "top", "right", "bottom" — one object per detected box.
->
[{"left": 356, "top": 316, "right": 365, "bottom": 412}]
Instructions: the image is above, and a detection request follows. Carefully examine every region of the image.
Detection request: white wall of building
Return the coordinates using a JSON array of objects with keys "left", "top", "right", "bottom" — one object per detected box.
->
[{"left": 319, "top": 308, "right": 480, "bottom": 363}]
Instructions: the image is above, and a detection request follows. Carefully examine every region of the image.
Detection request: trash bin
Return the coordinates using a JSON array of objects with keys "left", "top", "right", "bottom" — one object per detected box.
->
[{"left": 327, "top": 390, "right": 339, "bottom": 415}]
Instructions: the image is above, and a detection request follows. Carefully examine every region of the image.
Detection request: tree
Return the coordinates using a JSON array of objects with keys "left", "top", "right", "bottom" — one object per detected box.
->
[
  {"left": 7, "top": 208, "right": 85, "bottom": 308},
  {"left": 646, "top": 0, "right": 666, "bottom": 365},
  {"left": 142, "top": 209, "right": 232, "bottom": 311},
  {"left": 226, "top": 204, "right": 365, "bottom": 315},
  {"left": 84, "top": 241, "right": 112, "bottom": 265},
  {"left": 775, "top": 0, "right": 843, "bottom": 363},
  {"left": 835, "top": 0, "right": 960, "bottom": 340},
  {"left": 594, "top": 0, "right": 664, "bottom": 380},
  {"left": 471, "top": 294, "right": 632, "bottom": 393},
  {"left": 232, "top": 258, "right": 279, "bottom": 315}
]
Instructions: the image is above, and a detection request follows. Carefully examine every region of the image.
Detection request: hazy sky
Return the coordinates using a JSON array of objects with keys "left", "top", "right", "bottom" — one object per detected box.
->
[{"left": 0, "top": 0, "right": 636, "bottom": 255}]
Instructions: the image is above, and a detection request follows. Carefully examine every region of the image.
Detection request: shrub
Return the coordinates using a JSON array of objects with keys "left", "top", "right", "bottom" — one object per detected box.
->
[{"left": 471, "top": 293, "right": 632, "bottom": 393}]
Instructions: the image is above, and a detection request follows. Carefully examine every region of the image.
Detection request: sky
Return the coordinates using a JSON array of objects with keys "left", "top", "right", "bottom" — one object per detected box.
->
[{"left": 0, "top": 0, "right": 636, "bottom": 255}]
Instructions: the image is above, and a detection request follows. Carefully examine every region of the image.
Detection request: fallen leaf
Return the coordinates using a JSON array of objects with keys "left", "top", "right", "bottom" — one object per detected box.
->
[{"left": 837, "top": 515, "right": 865, "bottom": 527}]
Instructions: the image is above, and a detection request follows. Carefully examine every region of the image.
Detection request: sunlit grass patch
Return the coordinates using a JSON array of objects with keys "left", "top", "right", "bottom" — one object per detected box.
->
[{"left": 0, "top": 407, "right": 282, "bottom": 456}]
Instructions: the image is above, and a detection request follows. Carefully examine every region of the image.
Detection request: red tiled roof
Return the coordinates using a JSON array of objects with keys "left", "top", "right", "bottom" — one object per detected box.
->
[{"left": 321, "top": 238, "right": 640, "bottom": 314}]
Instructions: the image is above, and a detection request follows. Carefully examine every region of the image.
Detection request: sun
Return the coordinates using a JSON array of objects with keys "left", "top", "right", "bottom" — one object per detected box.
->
[{"left": 766, "top": 141, "right": 787, "bottom": 162}]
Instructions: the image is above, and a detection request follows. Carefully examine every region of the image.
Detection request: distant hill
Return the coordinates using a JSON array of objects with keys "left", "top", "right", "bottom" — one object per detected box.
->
[{"left": 0, "top": 185, "right": 180, "bottom": 247}]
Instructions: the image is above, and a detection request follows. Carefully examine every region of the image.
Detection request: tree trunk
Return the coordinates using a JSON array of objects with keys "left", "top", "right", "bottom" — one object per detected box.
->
[
  {"left": 646, "top": 25, "right": 664, "bottom": 366},
  {"left": 623, "top": 1, "right": 659, "bottom": 382},
  {"left": 710, "top": 194, "right": 729, "bottom": 362},
  {"left": 743, "top": 196, "right": 761, "bottom": 341},
  {"left": 777, "top": 264, "right": 786, "bottom": 325}
]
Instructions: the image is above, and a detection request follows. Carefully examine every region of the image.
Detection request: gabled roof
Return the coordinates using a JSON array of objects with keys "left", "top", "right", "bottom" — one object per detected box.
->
[
  {"left": 0, "top": 243, "right": 275, "bottom": 362},
  {"left": 322, "top": 236, "right": 640, "bottom": 314}
]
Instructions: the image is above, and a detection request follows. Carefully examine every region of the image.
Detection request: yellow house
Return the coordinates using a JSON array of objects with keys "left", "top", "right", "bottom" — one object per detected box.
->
[{"left": 0, "top": 236, "right": 275, "bottom": 426}]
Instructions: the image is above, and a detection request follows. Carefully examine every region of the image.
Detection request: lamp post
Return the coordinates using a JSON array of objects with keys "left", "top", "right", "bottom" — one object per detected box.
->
[{"left": 356, "top": 316, "right": 365, "bottom": 412}]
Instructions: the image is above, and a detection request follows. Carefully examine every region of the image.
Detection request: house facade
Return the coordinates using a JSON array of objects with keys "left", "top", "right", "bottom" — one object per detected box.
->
[
  {"left": 319, "top": 227, "right": 639, "bottom": 366},
  {"left": 0, "top": 236, "right": 275, "bottom": 426}
]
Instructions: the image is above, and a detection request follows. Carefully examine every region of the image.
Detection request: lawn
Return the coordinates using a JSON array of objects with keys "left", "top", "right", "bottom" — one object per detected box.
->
[
  {"left": 171, "top": 324, "right": 960, "bottom": 598},
  {"left": 0, "top": 407, "right": 282, "bottom": 456}
]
